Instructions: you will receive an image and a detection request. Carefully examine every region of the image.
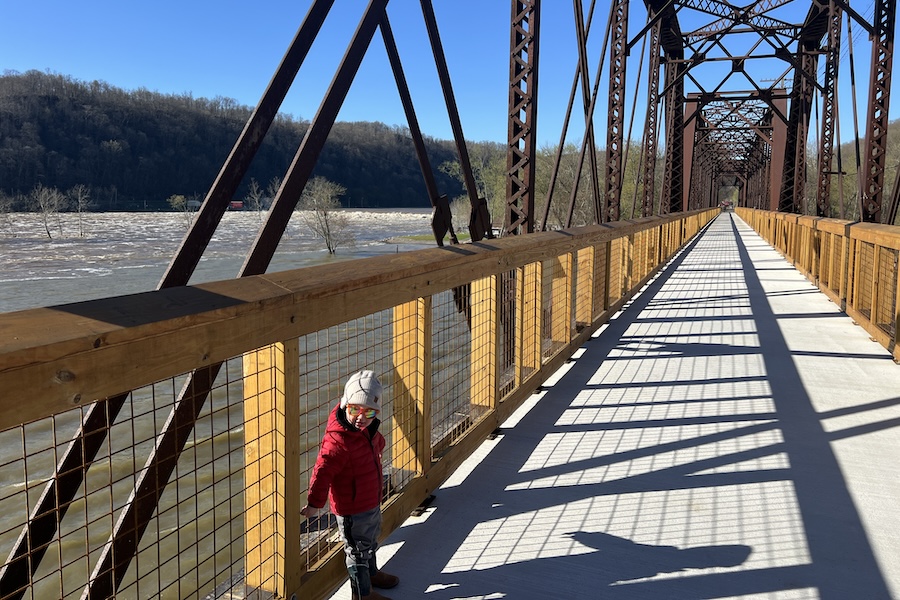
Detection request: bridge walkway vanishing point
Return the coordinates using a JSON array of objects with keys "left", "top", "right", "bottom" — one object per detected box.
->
[{"left": 330, "top": 212, "right": 900, "bottom": 599}]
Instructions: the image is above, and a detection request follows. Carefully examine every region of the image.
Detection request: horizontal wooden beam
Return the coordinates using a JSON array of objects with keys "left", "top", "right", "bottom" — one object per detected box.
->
[{"left": 0, "top": 213, "right": 704, "bottom": 434}]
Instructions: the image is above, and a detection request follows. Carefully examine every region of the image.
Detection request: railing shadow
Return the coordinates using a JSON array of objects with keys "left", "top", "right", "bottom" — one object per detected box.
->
[{"left": 378, "top": 213, "right": 894, "bottom": 599}]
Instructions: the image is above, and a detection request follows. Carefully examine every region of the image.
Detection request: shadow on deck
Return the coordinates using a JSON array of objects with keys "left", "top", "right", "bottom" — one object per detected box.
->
[{"left": 333, "top": 213, "right": 900, "bottom": 599}]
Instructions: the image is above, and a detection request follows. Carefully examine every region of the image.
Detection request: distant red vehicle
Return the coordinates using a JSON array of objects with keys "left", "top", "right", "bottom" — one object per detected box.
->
[{"left": 229, "top": 200, "right": 244, "bottom": 210}]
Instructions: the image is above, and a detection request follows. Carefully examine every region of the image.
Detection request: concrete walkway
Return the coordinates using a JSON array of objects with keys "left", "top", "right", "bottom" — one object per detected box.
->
[{"left": 333, "top": 212, "right": 900, "bottom": 600}]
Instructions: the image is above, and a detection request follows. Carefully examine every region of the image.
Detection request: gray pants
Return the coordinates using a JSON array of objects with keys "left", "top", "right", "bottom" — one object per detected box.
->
[{"left": 337, "top": 507, "right": 382, "bottom": 596}]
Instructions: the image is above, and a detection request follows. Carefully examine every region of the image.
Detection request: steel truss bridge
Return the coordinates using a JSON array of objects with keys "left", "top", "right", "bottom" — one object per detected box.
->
[{"left": 0, "top": 2, "right": 898, "bottom": 599}]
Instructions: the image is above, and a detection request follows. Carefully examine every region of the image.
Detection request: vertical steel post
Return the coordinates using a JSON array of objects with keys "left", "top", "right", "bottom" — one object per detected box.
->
[
  {"left": 505, "top": 0, "right": 541, "bottom": 235},
  {"left": 662, "top": 56, "right": 685, "bottom": 214},
  {"left": 780, "top": 45, "right": 817, "bottom": 213},
  {"left": 605, "top": 0, "right": 628, "bottom": 221},
  {"left": 642, "top": 18, "right": 661, "bottom": 217},
  {"left": 815, "top": 1, "right": 842, "bottom": 217},
  {"left": 861, "top": 0, "right": 897, "bottom": 222}
]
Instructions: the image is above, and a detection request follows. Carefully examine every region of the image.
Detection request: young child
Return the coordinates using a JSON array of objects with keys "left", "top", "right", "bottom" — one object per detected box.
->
[{"left": 301, "top": 370, "right": 399, "bottom": 600}]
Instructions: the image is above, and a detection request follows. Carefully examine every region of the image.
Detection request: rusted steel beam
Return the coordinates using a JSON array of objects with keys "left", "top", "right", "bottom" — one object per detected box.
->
[
  {"left": 779, "top": 44, "right": 817, "bottom": 213},
  {"left": 794, "top": 50, "right": 818, "bottom": 213},
  {"left": 0, "top": 397, "right": 127, "bottom": 600},
  {"left": 539, "top": 0, "right": 600, "bottom": 231},
  {"left": 244, "top": 1, "right": 389, "bottom": 275},
  {"left": 504, "top": 0, "right": 540, "bottom": 235},
  {"left": 379, "top": 12, "right": 458, "bottom": 246},
  {"left": 538, "top": 61, "right": 577, "bottom": 230},
  {"left": 642, "top": 17, "right": 662, "bottom": 216},
  {"left": 161, "top": 0, "right": 335, "bottom": 287},
  {"left": 815, "top": 1, "right": 842, "bottom": 217},
  {"left": 84, "top": 365, "right": 218, "bottom": 599},
  {"left": 861, "top": 0, "right": 897, "bottom": 222},
  {"left": 605, "top": 0, "right": 628, "bottom": 222},
  {"left": 664, "top": 59, "right": 685, "bottom": 214},
  {"left": 83, "top": 2, "right": 389, "bottom": 596},
  {"left": 565, "top": 2, "right": 613, "bottom": 227},
  {"left": 0, "top": 5, "right": 340, "bottom": 599},
  {"left": 650, "top": 3, "right": 685, "bottom": 215},
  {"left": 769, "top": 94, "right": 788, "bottom": 211},
  {"left": 419, "top": 0, "right": 492, "bottom": 241},
  {"left": 571, "top": 0, "right": 602, "bottom": 225},
  {"left": 887, "top": 162, "right": 900, "bottom": 226}
]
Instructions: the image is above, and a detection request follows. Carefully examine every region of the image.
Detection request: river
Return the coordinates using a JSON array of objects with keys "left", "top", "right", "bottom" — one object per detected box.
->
[
  {"left": 0, "top": 208, "right": 436, "bottom": 313},
  {"left": 1, "top": 208, "right": 457, "bottom": 598}
]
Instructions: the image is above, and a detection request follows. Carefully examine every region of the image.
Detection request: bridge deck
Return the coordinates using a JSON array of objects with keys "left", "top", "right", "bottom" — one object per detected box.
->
[{"left": 332, "top": 212, "right": 900, "bottom": 599}]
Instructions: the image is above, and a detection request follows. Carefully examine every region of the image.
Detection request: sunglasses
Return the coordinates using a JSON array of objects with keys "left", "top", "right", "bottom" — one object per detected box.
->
[{"left": 347, "top": 405, "right": 378, "bottom": 419}]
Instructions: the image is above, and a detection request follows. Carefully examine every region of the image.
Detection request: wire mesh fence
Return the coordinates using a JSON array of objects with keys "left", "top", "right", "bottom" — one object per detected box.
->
[
  {"left": 737, "top": 208, "right": 900, "bottom": 361},
  {"left": 0, "top": 210, "right": 717, "bottom": 599}
]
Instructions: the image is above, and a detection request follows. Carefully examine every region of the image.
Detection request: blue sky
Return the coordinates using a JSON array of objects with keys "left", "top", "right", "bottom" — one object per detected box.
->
[{"left": 1, "top": 1, "right": 894, "bottom": 148}]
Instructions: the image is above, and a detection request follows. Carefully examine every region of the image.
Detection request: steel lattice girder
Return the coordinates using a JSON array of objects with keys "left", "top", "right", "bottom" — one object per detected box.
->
[
  {"left": 632, "top": 0, "right": 890, "bottom": 215},
  {"left": 505, "top": 0, "right": 540, "bottom": 235}
]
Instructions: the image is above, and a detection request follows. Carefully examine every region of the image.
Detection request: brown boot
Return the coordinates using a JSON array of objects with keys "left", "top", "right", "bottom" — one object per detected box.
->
[
  {"left": 370, "top": 570, "right": 400, "bottom": 589},
  {"left": 350, "top": 590, "right": 392, "bottom": 600}
]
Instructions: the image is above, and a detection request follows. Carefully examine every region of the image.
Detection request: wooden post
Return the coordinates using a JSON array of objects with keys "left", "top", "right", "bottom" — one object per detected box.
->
[
  {"left": 243, "top": 340, "right": 302, "bottom": 597},
  {"left": 516, "top": 262, "right": 542, "bottom": 385},
  {"left": 607, "top": 237, "right": 620, "bottom": 306},
  {"left": 892, "top": 250, "right": 900, "bottom": 356},
  {"left": 840, "top": 223, "right": 854, "bottom": 311},
  {"left": 549, "top": 254, "right": 572, "bottom": 349},
  {"left": 871, "top": 244, "right": 882, "bottom": 324},
  {"left": 851, "top": 238, "right": 863, "bottom": 312},
  {"left": 392, "top": 298, "right": 432, "bottom": 477},
  {"left": 595, "top": 239, "right": 611, "bottom": 319},
  {"left": 575, "top": 247, "right": 594, "bottom": 329},
  {"left": 623, "top": 234, "right": 634, "bottom": 295},
  {"left": 471, "top": 275, "right": 499, "bottom": 411}
]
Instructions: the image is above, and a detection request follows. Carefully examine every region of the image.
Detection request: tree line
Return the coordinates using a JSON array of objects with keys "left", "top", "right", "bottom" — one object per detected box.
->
[
  {"left": 0, "top": 70, "right": 464, "bottom": 212},
  {"left": 2, "top": 70, "right": 898, "bottom": 229}
]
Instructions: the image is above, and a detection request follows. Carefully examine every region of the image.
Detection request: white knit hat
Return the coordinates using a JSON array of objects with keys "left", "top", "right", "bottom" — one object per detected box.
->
[{"left": 340, "top": 370, "right": 383, "bottom": 412}]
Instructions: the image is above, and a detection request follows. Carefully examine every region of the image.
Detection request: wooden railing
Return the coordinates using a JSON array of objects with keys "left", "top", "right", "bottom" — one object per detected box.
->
[
  {"left": 0, "top": 209, "right": 716, "bottom": 600},
  {"left": 737, "top": 208, "right": 900, "bottom": 362}
]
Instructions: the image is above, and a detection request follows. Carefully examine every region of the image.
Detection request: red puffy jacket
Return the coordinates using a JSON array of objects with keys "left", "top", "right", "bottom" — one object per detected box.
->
[{"left": 307, "top": 403, "right": 385, "bottom": 516}]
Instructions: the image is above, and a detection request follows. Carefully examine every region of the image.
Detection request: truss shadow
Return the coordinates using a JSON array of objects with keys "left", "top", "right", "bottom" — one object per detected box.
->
[{"left": 378, "top": 214, "right": 894, "bottom": 600}]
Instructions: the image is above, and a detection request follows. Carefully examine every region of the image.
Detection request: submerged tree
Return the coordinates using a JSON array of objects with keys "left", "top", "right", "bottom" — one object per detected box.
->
[
  {"left": 244, "top": 178, "right": 266, "bottom": 222},
  {"left": 30, "top": 184, "right": 66, "bottom": 239},
  {"left": 440, "top": 141, "right": 506, "bottom": 234},
  {"left": 167, "top": 193, "right": 196, "bottom": 228},
  {"left": 0, "top": 191, "right": 15, "bottom": 237},
  {"left": 298, "top": 177, "right": 353, "bottom": 254},
  {"left": 68, "top": 184, "right": 93, "bottom": 237}
]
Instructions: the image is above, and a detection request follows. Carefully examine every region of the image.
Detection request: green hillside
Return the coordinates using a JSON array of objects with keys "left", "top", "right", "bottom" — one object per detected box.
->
[{"left": 0, "top": 70, "right": 464, "bottom": 210}]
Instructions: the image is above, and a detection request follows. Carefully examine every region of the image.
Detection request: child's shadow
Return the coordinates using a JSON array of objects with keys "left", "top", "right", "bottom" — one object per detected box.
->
[
  {"left": 566, "top": 531, "right": 751, "bottom": 581},
  {"left": 422, "top": 531, "right": 752, "bottom": 599}
]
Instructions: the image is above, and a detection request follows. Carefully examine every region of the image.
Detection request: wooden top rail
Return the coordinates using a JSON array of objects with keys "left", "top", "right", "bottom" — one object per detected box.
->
[
  {"left": 0, "top": 215, "right": 691, "bottom": 432},
  {"left": 848, "top": 222, "right": 900, "bottom": 249},
  {"left": 743, "top": 209, "right": 900, "bottom": 247},
  {"left": 813, "top": 217, "right": 855, "bottom": 235}
]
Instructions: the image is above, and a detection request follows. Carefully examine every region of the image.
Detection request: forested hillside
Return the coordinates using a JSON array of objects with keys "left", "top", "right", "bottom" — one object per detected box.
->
[
  {"left": 0, "top": 70, "right": 464, "bottom": 210},
  {"left": 4, "top": 71, "right": 899, "bottom": 224}
]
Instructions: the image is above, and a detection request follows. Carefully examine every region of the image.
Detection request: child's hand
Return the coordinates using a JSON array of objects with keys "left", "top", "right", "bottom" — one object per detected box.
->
[{"left": 300, "top": 504, "right": 321, "bottom": 519}]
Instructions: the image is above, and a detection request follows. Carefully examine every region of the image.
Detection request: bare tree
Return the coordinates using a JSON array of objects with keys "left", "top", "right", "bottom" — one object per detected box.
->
[
  {"left": 167, "top": 193, "right": 195, "bottom": 228},
  {"left": 244, "top": 178, "right": 266, "bottom": 222},
  {"left": 0, "top": 191, "right": 15, "bottom": 237},
  {"left": 68, "top": 184, "right": 93, "bottom": 237},
  {"left": 298, "top": 177, "right": 353, "bottom": 254},
  {"left": 30, "top": 184, "right": 66, "bottom": 239},
  {"left": 266, "top": 176, "right": 282, "bottom": 203}
]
